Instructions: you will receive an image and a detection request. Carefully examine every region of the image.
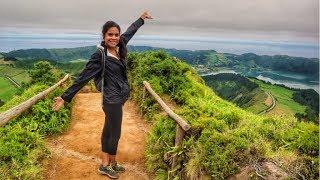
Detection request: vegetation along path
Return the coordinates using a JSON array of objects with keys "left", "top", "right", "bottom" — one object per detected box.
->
[{"left": 44, "top": 93, "right": 153, "bottom": 179}]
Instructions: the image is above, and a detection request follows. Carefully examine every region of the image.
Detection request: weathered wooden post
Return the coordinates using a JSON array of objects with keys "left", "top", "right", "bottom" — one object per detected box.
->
[
  {"left": 140, "top": 85, "right": 146, "bottom": 116},
  {"left": 172, "top": 124, "right": 185, "bottom": 169},
  {"left": 142, "top": 81, "right": 191, "bottom": 175}
]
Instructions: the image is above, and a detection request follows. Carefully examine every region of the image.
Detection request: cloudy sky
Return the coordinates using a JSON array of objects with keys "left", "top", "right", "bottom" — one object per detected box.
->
[
  {"left": 0, "top": 0, "right": 318, "bottom": 42},
  {"left": 0, "top": 0, "right": 319, "bottom": 57}
]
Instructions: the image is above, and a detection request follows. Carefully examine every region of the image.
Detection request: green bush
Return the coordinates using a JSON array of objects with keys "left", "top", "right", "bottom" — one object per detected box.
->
[
  {"left": 28, "top": 61, "right": 61, "bottom": 85},
  {"left": 8, "top": 87, "right": 72, "bottom": 135},
  {"left": 0, "top": 124, "right": 49, "bottom": 179}
]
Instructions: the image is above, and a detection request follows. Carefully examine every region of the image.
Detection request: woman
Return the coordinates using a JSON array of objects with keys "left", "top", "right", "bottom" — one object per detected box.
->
[{"left": 52, "top": 11, "right": 153, "bottom": 179}]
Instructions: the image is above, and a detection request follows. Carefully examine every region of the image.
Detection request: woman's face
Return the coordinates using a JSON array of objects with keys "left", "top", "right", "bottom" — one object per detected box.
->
[{"left": 104, "top": 27, "right": 120, "bottom": 48}]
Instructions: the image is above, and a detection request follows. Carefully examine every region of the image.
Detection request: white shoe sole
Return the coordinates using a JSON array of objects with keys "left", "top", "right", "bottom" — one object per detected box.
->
[{"left": 98, "top": 169, "right": 119, "bottom": 179}]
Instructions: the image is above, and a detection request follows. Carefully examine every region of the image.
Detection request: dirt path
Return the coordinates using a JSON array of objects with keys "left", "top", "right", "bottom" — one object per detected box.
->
[
  {"left": 259, "top": 91, "right": 276, "bottom": 115},
  {"left": 264, "top": 92, "right": 273, "bottom": 107},
  {"left": 43, "top": 93, "right": 152, "bottom": 179},
  {"left": 264, "top": 92, "right": 276, "bottom": 113}
]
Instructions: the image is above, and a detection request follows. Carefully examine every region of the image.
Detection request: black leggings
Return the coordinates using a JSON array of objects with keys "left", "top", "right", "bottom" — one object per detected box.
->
[{"left": 101, "top": 103, "right": 123, "bottom": 155}]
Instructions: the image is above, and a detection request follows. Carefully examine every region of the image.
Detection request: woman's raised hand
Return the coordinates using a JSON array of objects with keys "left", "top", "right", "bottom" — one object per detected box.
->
[
  {"left": 52, "top": 96, "right": 65, "bottom": 111},
  {"left": 140, "top": 10, "right": 153, "bottom": 20}
]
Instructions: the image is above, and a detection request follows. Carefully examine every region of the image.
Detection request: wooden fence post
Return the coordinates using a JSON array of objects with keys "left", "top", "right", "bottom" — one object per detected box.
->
[
  {"left": 140, "top": 86, "right": 146, "bottom": 116},
  {"left": 142, "top": 80, "right": 191, "bottom": 177},
  {"left": 172, "top": 124, "right": 185, "bottom": 169}
]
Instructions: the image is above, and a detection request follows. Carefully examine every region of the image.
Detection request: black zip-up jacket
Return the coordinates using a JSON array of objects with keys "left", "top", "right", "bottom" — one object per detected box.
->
[{"left": 61, "top": 17, "right": 144, "bottom": 104}]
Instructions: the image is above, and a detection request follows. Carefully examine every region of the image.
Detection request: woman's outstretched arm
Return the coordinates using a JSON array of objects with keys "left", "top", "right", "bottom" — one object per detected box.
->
[
  {"left": 121, "top": 11, "right": 153, "bottom": 45},
  {"left": 52, "top": 51, "right": 102, "bottom": 111},
  {"left": 61, "top": 51, "right": 102, "bottom": 102}
]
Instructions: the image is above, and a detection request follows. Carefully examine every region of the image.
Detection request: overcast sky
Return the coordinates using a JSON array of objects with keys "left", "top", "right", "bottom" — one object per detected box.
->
[{"left": 0, "top": 0, "right": 318, "bottom": 44}]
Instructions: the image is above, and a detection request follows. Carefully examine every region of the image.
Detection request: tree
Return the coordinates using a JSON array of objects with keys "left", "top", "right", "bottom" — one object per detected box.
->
[{"left": 28, "top": 61, "right": 58, "bottom": 85}]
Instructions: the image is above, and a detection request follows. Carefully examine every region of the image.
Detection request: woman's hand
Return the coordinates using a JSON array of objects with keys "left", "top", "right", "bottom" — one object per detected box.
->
[
  {"left": 52, "top": 96, "right": 65, "bottom": 111},
  {"left": 140, "top": 10, "right": 153, "bottom": 20}
]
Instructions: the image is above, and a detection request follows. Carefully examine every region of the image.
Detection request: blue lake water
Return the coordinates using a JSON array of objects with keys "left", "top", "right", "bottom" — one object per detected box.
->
[{"left": 201, "top": 69, "right": 319, "bottom": 93}]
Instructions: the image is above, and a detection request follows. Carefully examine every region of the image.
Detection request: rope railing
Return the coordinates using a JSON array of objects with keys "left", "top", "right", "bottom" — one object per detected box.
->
[
  {"left": 0, "top": 74, "right": 70, "bottom": 126},
  {"left": 142, "top": 81, "right": 191, "bottom": 170}
]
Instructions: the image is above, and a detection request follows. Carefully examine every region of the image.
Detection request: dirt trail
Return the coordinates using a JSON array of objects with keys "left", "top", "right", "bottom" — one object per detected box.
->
[
  {"left": 259, "top": 91, "right": 276, "bottom": 115},
  {"left": 43, "top": 93, "right": 152, "bottom": 179}
]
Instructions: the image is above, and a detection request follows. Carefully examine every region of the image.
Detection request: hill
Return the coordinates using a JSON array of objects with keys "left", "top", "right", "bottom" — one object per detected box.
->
[
  {"left": 202, "top": 73, "right": 268, "bottom": 114},
  {"left": 225, "top": 53, "right": 319, "bottom": 75},
  {"left": 127, "top": 50, "right": 319, "bottom": 179},
  {"left": 2, "top": 45, "right": 318, "bottom": 78},
  {"left": 202, "top": 73, "right": 318, "bottom": 123}
]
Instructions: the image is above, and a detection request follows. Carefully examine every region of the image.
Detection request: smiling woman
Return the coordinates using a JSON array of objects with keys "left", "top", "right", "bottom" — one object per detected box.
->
[{"left": 51, "top": 11, "right": 153, "bottom": 179}]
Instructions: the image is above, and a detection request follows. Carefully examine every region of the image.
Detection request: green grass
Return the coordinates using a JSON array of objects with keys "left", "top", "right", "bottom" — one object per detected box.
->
[
  {"left": 0, "top": 77, "right": 17, "bottom": 102},
  {"left": 0, "top": 65, "right": 30, "bottom": 84},
  {"left": 0, "top": 84, "right": 48, "bottom": 112},
  {"left": 251, "top": 78, "right": 306, "bottom": 116}
]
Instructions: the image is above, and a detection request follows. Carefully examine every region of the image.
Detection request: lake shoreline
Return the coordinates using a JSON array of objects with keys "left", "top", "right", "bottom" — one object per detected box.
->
[{"left": 200, "top": 68, "right": 319, "bottom": 93}]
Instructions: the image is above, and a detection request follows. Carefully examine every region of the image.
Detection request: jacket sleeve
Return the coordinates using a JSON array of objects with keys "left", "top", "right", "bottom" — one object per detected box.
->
[
  {"left": 120, "top": 17, "right": 144, "bottom": 45},
  {"left": 61, "top": 51, "right": 102, "bottom": 103}
]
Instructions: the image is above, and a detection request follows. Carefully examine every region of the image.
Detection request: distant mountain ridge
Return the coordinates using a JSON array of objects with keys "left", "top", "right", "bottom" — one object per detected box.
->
[{"left": 1, "top": 45, "right": 318, "bottom": 75}]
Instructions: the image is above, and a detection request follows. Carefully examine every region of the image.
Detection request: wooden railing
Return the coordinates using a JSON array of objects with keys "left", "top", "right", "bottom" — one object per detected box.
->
[
  {"left": 0, "top": 74, "right": 70, "bottom": 127},
  {"left": 142, "top": 81, "right": 191, "bottom": 170}
]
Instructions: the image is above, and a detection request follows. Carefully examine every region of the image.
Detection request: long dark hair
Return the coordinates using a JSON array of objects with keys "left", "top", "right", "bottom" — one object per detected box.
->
[{"left": 101, "top": 21, "right": 127, "bottom": 60}]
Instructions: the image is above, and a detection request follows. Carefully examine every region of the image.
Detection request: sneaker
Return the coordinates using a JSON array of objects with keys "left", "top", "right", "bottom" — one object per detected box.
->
[
  {"left": 111, "top": 161, "right": 126, "bottom": 173},
  {"left": 98, "top": 164, "right": 119, "bottom": 179}
]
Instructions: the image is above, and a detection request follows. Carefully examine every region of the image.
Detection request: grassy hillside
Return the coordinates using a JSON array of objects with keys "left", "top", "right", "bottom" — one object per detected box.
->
[
  {"left": 225, "top": 53, "right": 319, "bottom": 76},
  {"left": 4, "top": 46, "right": 96, "bottom": 62},
  {"left": 0, "top": 60, "right": 30, "bottom": 102},
  {"left": 244, "top": 87, "right": 269, "bottom": 113},
  {"left": 251, "top": 78, "right": 307, "bottom": 118},
  {"left": 127, "top": 50, "right": 318, "bottom": 179},
  {"left": 0, "top": 77, "right": 17, "bottom": 102},
  {"left": 0, "top": 64, "right": 30, "bottom": 84},
  {"left": 202, "top": 73, "right": 268, "bottom": 114},
  {"left": 202, "top": 73, "right": 310, "bottom": 120}
]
